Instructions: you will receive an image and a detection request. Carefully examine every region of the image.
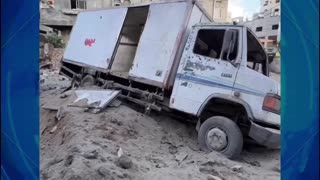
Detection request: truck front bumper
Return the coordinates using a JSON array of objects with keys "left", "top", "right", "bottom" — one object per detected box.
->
[{"left": 248, "top": 121, "right": 280, "bottom": 148}]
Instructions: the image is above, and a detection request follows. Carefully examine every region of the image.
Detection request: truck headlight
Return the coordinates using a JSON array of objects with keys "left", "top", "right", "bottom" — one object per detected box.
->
[{"left": 262, "top": 93, "right": 280, "bottom": 115}]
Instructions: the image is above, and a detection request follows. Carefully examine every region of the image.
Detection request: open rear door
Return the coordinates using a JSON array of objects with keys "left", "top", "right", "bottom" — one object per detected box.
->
[
  {"left": 128, "top": 2, "right": 188, "bottom": 87},
  {"left": 64, "top": 8, "right": 128, "bottom": 71}
]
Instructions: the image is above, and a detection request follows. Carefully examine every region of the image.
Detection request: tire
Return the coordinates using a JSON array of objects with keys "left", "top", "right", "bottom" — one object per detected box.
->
[
  {"left": 198, "top": 116, "right": 243, "bottom": 160},
  {"left": 80, "top": 74, "right": 95, "bottom": 87}
]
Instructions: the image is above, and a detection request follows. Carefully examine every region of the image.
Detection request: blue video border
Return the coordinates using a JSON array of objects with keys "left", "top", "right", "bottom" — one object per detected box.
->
[
  {"left": 281, "top": 0, "right": 319, "bottom": 179},
  {"left": 1, "top": 0, "right": 40, "bottom": 179}
]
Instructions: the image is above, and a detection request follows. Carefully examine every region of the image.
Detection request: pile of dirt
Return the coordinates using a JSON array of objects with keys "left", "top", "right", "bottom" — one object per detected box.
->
[
  {"left": 40, "top": 32, "right": 65, "bottom": 71},
  {"left": 40, "top": 45, "right": 64, "bottom": 71},
  {"left": 40, "top": 70, "right": 280, "bottom": 180}
]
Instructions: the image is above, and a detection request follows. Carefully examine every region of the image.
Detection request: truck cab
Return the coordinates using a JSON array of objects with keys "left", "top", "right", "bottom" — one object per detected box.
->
[{"left": 170, "top": 24, "right": 280, "bottom": 159}]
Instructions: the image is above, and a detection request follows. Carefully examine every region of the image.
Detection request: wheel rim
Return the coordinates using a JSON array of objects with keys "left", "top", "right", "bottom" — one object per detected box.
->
[{"left": 206, "top": 128, "right": 228, "bottom": 151}]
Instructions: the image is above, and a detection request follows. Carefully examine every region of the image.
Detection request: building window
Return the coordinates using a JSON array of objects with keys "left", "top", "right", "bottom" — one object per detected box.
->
[
  {"left": 268, "top": 35, "right": 278, "bottom": 47},
  {"left": 272, "top": 24, "right": 279, "bottom": 30},
  {"left": 71, "top": 0, "right": 87, "bottom": 9},
  {"left": 264, "top": 1, "right": 268, "bottom": 6},
  {"left": 276, "top": 0, "right": 280, "bottom": 3},
  {"left": 193, "top": 29, "right": 239, "bottom": 61},
  {"left": 256, "top": 27, "right": 263, "bottom": 32},
  {"left": 274, "top": 8, "right": 280, "bottom": 16}
]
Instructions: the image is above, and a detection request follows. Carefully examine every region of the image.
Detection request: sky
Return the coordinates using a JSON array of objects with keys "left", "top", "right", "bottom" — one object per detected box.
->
[{"left": 228, "top": 0, "right": 261, "bottom": 20}]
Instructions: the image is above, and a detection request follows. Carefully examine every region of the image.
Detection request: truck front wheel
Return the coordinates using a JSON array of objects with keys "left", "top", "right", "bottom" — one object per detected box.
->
[{"left": 198, "top": 116, "right": 243, "bottom": 160}]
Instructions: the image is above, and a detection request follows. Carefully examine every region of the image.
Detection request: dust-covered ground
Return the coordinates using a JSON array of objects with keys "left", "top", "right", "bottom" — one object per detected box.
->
[{"left": 40, "top": 69, "right": 280, "bottom": 180}]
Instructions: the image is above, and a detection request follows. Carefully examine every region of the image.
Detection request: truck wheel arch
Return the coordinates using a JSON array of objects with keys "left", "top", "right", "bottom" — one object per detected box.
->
[{"left": 196, "top": 94, "right": 255, "bottom": 121}]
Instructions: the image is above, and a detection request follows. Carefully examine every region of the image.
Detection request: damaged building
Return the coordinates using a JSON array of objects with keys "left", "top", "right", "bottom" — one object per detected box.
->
[
  {"left": 40, "top": 0, "right": 231, "bottom": 43},
  {"left": 241, "top": 0, "right": 281, "bottom": 48}
]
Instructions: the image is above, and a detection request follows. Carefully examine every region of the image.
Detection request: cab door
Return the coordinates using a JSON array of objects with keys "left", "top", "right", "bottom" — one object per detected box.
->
[
  {"left": 170, "top": 26, "right": 242, "bottom": 115},
  {"left": 233, "top": 28, "right": 279, "bottom": 124}
]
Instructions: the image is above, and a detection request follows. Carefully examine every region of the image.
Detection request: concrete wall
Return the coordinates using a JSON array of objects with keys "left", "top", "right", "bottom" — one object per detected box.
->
[
  {"left": 213, "top": 0, "right": 229, "bottom": 22},
  {"left": 54, "top": 0, "right": 71, "bottom": 9},
  {"left": 87, "top": 0, "right": 103, "bottom": 9},
  {"left": 198, "top": 0, "right": 229, "bottom": 22},
  {"left": 52, "top": 0, "right": 113, "bottom": 10}
]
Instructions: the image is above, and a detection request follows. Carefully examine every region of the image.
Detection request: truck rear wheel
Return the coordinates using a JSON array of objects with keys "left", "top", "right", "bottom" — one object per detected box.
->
[{"left": 198, "top": 116, "right": 243, "bottom": 160}]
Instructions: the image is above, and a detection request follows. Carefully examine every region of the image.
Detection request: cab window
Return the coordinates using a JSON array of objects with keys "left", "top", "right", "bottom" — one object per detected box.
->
[
  {"left": 246, "top": 29, "right": 269, "bottom": 76},
  {"left": 193, "top": 29, "right": 239, "bottom": 62}
]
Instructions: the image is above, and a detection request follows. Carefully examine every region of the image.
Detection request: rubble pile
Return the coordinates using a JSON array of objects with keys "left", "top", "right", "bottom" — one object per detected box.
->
[
  {"left": 40, "top": 34, "right": 64, "bottom": 71},
  {"left": 40, "top": 71, "right": 281, "bottom": 180}
]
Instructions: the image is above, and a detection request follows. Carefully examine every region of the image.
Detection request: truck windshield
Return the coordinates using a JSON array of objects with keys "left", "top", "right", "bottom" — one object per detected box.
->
[{"left": 246, "top": 29, "right": 269, "bottom": 76}]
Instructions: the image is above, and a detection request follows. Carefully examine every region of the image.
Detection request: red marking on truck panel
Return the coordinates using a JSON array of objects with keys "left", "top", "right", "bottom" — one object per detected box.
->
[{"left": 84, "top": 38, "right": 96, "bottom": 46}]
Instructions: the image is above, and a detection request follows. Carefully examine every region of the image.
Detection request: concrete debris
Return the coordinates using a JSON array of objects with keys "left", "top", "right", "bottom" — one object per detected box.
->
[
  {"left": 40, "top": 36, "right": 64, "bottom": 71},
  {"left": 44, "top": 43, "right": 55, "bottom": 57},
  {"left": 60, "top": 94, "right": 68, "bottom": 98},
  {"left": 97, "top": 167, "right": 113, "bottom": 178},
  {"left": 117, "top": 155, "right": 133, "bottom": 169},
  {"left": 40, "top": 8, "right": 76, "bottom": 26},
  {"left": 55, "top": 107, "right": 65, "bottom": 121},
  {"left": 231, "top": 165, "right": 243, "bottom": 172},
  {"left": 207, "top": 175, "right": 223, "bottom": 180},
  {"left": 168, "top": 144, "right": 178, "bottom": 154},
  {"left": 40, "top": 78, "right": 46, "bottom": 84},
  {"left": 175, "top": 153, "right": 188, "bottom": 163},
  {"left": 117, "top": 148, "right": 123, "bottom": 158},
  {"left": 61, "top": 9, "right": 81, "bottom": 15},
  {"left": 40, "top": 70, "right": 280, "bottom": 180},
  {"left": 244, "top": 160, "right": 261, "bottom": 167},
  {"left": 271, "top": 166, "right": 281, "bottom": 173},
  {"left": 83, "top": 150, "right": 98, "bottom": 159},
  {"left": 50, "top": 125, "right": 57, "bottom": 133}
]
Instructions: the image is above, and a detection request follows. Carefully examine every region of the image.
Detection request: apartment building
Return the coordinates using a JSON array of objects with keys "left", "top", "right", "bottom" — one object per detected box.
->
[
  {"left": 242, "top": 0, "right": 280, "bottom": 48},
  {"left": 40, "top": 0, "right": 230, "bottom": 42},
  {"left": 261, "top": 0, "right": 280, "bottom": 16}
]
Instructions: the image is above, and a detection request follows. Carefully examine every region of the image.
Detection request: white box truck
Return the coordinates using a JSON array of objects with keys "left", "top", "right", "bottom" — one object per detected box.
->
[{"left": 60, "top": 0, "right": 280, "bottom": 159}]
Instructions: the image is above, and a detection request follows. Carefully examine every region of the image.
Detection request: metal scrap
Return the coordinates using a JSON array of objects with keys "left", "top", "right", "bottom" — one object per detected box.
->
[{"left": 69, "top": 89, "right": 121, "bottom": 113}]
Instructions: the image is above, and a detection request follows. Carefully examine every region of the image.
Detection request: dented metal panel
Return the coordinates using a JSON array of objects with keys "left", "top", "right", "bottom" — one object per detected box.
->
[
  {"left": 128, "top": 2, "right": 188, "bottom": 87},
  {"left": 64, "top": 8, "right": 128, "bottom": 70},
  {"left": 169, "top": 26, "right": 243, "bottom": 114},
  {"left": 167, "top": 4, "right": 206, "bottom": 89}
]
